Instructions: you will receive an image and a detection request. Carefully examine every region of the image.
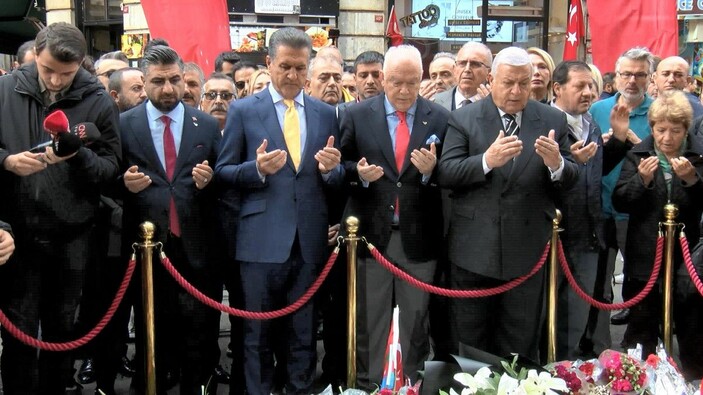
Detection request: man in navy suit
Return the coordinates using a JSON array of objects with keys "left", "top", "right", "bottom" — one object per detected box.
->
[
  {"left": 438, "top": 47, "right": 578, "bottom": 362},
  {"left": 119, "top": 46, "right": 222, "bottom": 394},
  {"left": 215, "top": 28, "right": 343, "bottom": 395}
]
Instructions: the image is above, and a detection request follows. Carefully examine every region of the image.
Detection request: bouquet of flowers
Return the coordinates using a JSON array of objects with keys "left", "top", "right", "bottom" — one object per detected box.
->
[
  {"left": 599, "top": 350, "right": 648, "bottom": 394},
  {"left": 441, "top": 354, "right": 569, "bottom": 395}
]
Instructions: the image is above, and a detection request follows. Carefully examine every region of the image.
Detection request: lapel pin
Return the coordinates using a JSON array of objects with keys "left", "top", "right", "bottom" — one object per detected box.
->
[{"left": 422, "top": 121, "right": 428, "bottom": 125}]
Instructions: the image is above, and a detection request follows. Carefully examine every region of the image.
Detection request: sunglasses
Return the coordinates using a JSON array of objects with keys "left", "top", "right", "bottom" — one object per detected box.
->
[
  {"left": 235, "top": 81, "right": 246, "bottom": 90},
  {"left": 203, "top": 91, "right": 235, "bottom": 101}
]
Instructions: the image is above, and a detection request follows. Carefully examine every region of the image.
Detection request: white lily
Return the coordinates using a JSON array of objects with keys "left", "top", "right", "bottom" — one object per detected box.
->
[
  {"left": 520, "top": 370, "right": 569, "bottom": 395},
  {"left": 496, "top": 374, "right": 521, "bottom": 395}
]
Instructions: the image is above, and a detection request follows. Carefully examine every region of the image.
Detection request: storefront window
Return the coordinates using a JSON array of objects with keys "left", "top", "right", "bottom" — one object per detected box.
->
[{"left": 406, "top": 0, "right": 547, "bottom": 51}]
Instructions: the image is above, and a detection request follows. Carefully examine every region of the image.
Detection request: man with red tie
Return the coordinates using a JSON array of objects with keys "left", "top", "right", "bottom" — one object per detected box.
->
[
  {"left": 340, "top": 44, "right": 449, "bottom": 389},
  {"left": 119, "top": 45, "right": 222, "bottom": 394}
]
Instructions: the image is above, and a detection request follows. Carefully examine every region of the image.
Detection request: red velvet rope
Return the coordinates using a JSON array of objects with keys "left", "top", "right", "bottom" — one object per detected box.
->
[
  {"left": 558, "top": 237, "right": 663, "bottom": 310},
  {"left": 0, "top": 256, "right": 136, "bottom": 351},
  {"left": 159, "top": 248, "right": 339, "bottom": 320},
  {"left": 367, "top": 242, "right": 550, "bottom": 297},
  {"left": 678, "top": 234, "right": 703, "bottom": 297}
]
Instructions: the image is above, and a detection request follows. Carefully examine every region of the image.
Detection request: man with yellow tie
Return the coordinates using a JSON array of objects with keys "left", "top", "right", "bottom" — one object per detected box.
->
[{"left": 215, "top": 27, "right": 344, "bottom": 395}]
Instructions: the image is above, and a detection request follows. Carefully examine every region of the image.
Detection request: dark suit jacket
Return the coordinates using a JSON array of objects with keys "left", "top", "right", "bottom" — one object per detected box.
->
[
  {"left": 438, "top": 96, "right": 578, "bottom": 280},
  {"left": 340, "top": 94, "right": 449, "bottom": 261},
  {"left": 215, "top": 88, "right": 343, "bottom": 265},
  {"left": 613, "top": 134, "right": 703, "bottom": 280},
  {"left": 120, "top": 102, "right": 221, "bottom": 269}
]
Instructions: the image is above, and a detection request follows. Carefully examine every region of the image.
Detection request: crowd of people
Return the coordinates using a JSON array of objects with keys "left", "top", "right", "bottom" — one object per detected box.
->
[{"left": 1, "top": 21, "right": 703, "bottom": 395}]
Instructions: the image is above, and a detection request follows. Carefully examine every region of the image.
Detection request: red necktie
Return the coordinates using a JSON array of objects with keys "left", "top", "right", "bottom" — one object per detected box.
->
[
  {"left": 394, "top": 111, "right": 410, "bottom": 222},
  {"left": 161, "top": 115, "right": 180, "bottom": 237},
  {"left": 395, "top": 111, "right": 410, "bottom": 172}
]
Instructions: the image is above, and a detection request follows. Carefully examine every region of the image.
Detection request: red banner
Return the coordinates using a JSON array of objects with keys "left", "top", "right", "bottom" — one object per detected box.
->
[
  {"left": 141, "top": 0, "right": 231, "bottom": 76},
  {"left": 563, "top": 0, "right": 583, "bottom": 60},
  {"left": 588, "top": 0, "right": 677, "bottom": 73}
]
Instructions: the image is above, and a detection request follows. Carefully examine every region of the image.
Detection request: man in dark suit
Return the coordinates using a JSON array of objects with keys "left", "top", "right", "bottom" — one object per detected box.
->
[
  {"left": 438, "top": 46, "right": 578, "bottom": 362},
  {"left": 215, "top": 28, "right": 343, "bottom": 395},
  {"left": 120, "top": 46, "right": 222, "bottom": 394},
  {"left": 340, "top": 44, "right": 449, "bottom": 388}
]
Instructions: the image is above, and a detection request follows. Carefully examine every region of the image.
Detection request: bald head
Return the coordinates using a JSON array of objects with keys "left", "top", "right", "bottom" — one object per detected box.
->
[
  {"left": 96, "top": 58, "right": 129, "bottom": 89},
  {"left": 654, "top": 56, "right": 690, "bottom": 93}
]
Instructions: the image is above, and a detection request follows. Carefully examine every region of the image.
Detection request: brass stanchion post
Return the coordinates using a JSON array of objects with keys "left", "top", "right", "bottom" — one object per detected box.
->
[
  {"left": 138, "top": 222, "right": 157, "bottom": 395},
  {"left": 345, "top": 216, "right": 360, "bottom": 389},
  {"left": 547, "top": 210, "right": 562, "bottom": 363},
  {"left": 662, "top": 203, "right": 678, "bottom": 354}
]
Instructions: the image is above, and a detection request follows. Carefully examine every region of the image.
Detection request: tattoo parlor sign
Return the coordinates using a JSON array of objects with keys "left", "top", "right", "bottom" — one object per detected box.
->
[{"left": 400, "top": 4, "right": 440, "bottom": 29}]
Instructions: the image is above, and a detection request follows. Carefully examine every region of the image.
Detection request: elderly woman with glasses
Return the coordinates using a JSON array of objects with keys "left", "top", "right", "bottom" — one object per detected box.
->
[{"left": 613, "top": 90, "right": 703, "bottom": 379}]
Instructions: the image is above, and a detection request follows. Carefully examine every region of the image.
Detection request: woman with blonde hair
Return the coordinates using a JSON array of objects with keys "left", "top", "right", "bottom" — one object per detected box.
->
[
  {"left": 613, "top": 91, "right": 703, "bottom": 379},
  {"left": 247, "top": 68, "right": 271, "bottom": 96},
  {"left": 527, "top": 47, "right": 555, "bottom": 103}
]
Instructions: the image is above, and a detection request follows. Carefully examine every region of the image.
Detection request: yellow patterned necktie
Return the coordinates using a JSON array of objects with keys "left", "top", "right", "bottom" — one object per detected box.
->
[{"left": 283, "top": 99, "right": 301, "bottom": 170}]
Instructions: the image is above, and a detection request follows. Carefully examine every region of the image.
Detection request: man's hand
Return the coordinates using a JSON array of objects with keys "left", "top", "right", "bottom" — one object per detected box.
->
[
  {"left": 638, "top": 156, "right": 659, "bottom": 186},
  {"left": 534, "top": 130, "right": 562, "bottom": 170},
  {"left": 419, "top": 80, "right": 436, "bottom": 101},
  {"left": 192, "top": 160, "right": 213, "bottom": 190},
  {"left": 327, "top": 223, "right": 340, "bottom": 246},
  {"left": 315, "top": 136, "right": 341, "bottom": 174},
  {"left": 671, "top": 157, "right": 698, "bottom": 185},
  {"left": 124, "top": 165, "right": 151, "bottom": 193},
  {"left": 42, "top": 146, "right": 77, "bottom": 164},
  {"left": 485, "top": 130, "right": 522, "bottom": 169},
  {"left": 609, "top": 104, "right": 630, "bottom": 142},
  {"left": 3, "top": 151, "right": 46, "bottom": 176},
  {"left": 256, "top": 139, "right": 287, "bottom": 176},
  {"left": 570, "top": 140, "right": 598, "bottom": 165},
  {"left": 476, "top": 83, "right": 491, "bottom": 100},
  {"left": 0, "top": 229, "right": 14, "bottom": 265},
  {"left": 357, "top": 157, "right": 384, "bottom": 182},
  {"left": 411, "top": 142, "right": 437, "bottom": 176}
]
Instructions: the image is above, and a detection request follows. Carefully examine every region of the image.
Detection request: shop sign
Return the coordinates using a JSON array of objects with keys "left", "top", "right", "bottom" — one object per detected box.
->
[
  {"left": 255, "top": 0, "right": 301, "bottom": 14},
  {"left": 678, "top": 0, "right": 703, "bottom": 15},
  {"left": 447, "top": 19, "right": 481, "bottom": 26},
  {"left": 399, "top": 4, "right": 440, "bottom": 28},
  {"left": 446, "top": 31, "right": 481, "bottom": 38}
]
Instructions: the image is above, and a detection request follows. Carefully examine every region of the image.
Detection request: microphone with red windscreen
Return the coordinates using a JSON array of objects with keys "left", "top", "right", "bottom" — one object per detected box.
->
[{"left": 31, "top": 111, "right": 101, "bottom": 157}]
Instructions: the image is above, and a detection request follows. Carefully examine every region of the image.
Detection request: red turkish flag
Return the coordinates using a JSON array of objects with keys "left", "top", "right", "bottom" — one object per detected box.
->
[
  {"left": 563, "top": 0, "right": 583, "bottom": 60},
  {"left": 386, "top": 5, "right": 404, "bottom": 47},
  {"left": 141, "top": 0, "right": 231, "bottom": 76},
  {"left": 588, "top": 0, "right": 677, "bottom": 72}
]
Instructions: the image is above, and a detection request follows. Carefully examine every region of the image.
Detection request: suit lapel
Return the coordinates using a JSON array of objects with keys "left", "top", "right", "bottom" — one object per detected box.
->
[
  {"left": 300, "top": 95, "right": 319, "bottom": 173},
  {"left": 175, "top": 107, "right": 198, "bottom": 176},
  {"left": 401, "top": 97, "right": 432, "bottom": 175},
  {"left": 369, "top": 95, "right": 398, "bottom": 178},
  {"left": 130, "top": 104, "right": 167, "bottom": 179},
  {"left": 506, "top": 101, "right": 540, "bottom": 186},
  {"left": 255, "top": 90, "right": 294, "bottom": 171}
]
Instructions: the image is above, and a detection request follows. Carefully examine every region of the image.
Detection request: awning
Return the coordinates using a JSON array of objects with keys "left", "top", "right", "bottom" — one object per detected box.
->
[{"left": 0, "top": 0, "right": 46, "bottom": 55}]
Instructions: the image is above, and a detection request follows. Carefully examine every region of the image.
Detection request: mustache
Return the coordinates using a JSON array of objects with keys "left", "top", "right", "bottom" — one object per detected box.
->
[
  {"left": 210, "top": 105, "right": 227, "bottom": 112},
  {"left": 183, "top": 92, "right": 194, "bottom": 99}
]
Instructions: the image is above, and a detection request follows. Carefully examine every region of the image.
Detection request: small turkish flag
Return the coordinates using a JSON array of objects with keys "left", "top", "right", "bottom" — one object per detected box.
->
[
  {"left": 563, "top": 0, "right": 583, "bottom": 60},
  {"left": 386, "top": 5, "right": 403, "bottom": 47}
]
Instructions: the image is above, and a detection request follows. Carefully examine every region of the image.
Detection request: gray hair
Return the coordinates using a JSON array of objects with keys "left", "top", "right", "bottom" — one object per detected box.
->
[
  {"left": 432, "top": 52, "right": 456, "bottom": 62},
  {"left": 615, "top": 47, "right": 654, "bottom": 74},
  {"left": 491, "top": 46, "right": 530, "bottom": 75},
  {"left": 383, "top": 45, "right": 423, "bottom": 76},
  {"left": 205, "top": 72, "right": 236, "bottom": 91},
  {"left": 184, "top": 62, "right": 205, "bottom": 86},
  {"left": 268, "top": 27, "right": 312, "bottom": 60},
  {"left": 308, "top": 55, "right": 343, "bottom": 79},
  {"left": 459, "top": 42, "right": 493, "bottom": 68},
  {"left": 141, "top": 45, "right": 184, "bottom": 75}
]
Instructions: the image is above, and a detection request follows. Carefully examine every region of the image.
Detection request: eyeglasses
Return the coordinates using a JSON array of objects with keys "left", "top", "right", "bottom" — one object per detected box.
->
[
  {"left": 618, "top": 71, "right": 649, "bottom": 80},
  {"left": 456, "top": 60, "right": 489, "bottom": 70},
  {"left": 203, "top": 91, "right": 235, "bottom": 101},
  {"left": 234, "top": 81, "right": 246, "bottom": 90}
]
